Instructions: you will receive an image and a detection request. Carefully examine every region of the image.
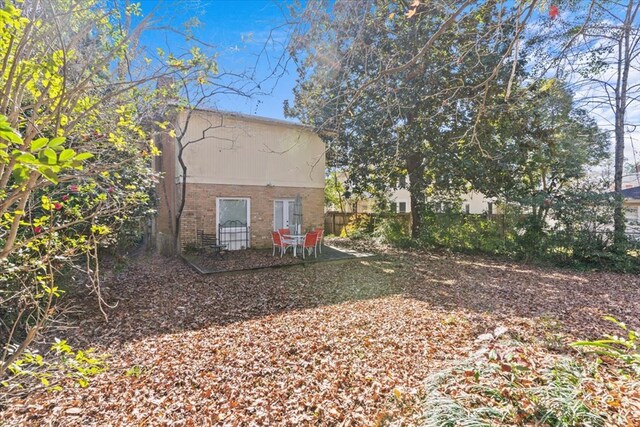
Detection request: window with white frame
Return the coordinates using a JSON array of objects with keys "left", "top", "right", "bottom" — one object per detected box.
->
[{"left": 216, "top": 198, "right": 250, "bottom": 249}]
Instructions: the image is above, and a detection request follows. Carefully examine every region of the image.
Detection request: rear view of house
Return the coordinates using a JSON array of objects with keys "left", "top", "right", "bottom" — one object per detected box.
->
[{"left": 154, "top": 109, "right": 325, "bottom": 254}]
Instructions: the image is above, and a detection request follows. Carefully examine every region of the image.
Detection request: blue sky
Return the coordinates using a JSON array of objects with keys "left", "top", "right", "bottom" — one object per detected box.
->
[
  {"left": 139, "top": 0, "right": 297, "bottom": 120},
  {"left": 134, "top": 1, "right": 640, "bottom": 172}
]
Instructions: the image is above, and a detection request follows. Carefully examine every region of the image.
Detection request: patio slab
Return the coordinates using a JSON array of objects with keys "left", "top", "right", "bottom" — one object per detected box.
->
[{"left": 182, "top": 244, "right": 376, "bottom": 274}]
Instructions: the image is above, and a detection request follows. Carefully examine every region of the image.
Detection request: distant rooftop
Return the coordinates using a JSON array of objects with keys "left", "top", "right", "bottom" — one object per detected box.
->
[{"left": 622, "top": 186, "right": 640, "bottom": 199}]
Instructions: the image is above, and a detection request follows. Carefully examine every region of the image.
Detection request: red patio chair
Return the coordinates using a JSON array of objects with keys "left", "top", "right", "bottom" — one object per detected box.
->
[
  {"left": 271, "top": 231, "right": 294, "bottom": 257},
  {"left": 314, "top": 227, "right": 325, "bottom": 254},
  {"left": 300, "top": 231, "right": 319, "bottom": 259},
  {"left": 278, "top": 228, "right": 296, "bottom": 247},
  {"left": 278, "top": 228, "right": 290, "bottom": 237}
]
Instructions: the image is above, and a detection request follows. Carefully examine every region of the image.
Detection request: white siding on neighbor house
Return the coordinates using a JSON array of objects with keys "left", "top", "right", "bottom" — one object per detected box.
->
[
  {"left": 390, "top": 188, "right": 411, "bottom": 212},
  {"left": 462, "top": 191, "right": 494, "bottom": 214},
  {"left": 176, "top": 111, "right": 325, "bottom": 188},
  {"left": 622, "top": 173, "right": 640, "bottom": 189}
]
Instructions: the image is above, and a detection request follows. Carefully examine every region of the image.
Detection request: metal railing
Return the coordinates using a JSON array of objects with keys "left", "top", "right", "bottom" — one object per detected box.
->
[{"left": 218, "top": 220, "right": 250, "bottom": 250}]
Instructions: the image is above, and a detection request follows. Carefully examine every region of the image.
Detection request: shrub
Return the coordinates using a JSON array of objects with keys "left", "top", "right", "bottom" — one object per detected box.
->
[
  {"left": 2, "top": 339, "right": 107, "bottom": 395},
  {"left": 372, "top": 216, "right": 412, "bottom": 247},
  {"left": 420, "top": 338, "right": 606, "bottom": 426},
  {"left": 572, "top": 316, "right": 640, "bottom": 376},
  {"left": 418, "top": 209, "right": 517, "bottom": 255},
  {"left": 341, "top": 214, "right": 373, "bottom": 239}
]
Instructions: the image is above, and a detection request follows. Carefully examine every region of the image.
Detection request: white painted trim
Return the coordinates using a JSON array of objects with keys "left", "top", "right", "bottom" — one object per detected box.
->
[
  {"left": 273, "top": 199, "right": 295, "bottom": 231},
  {"left": 216, "top": 197, "right": 251, "bottom": 249}
]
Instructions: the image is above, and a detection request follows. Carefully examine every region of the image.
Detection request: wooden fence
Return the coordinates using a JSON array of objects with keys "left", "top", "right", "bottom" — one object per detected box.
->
[{"left": 324, "top": 211, "right": 412, "bottom": 236}]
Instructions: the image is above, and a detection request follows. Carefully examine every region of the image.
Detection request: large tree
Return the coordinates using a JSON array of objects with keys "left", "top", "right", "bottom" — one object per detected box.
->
[
  {"left": 525, "top": 0, "right": 640, "bottom": 249},
  {"left": 469, "top": 80, "right": 609, "bottom": 230},
  {"left": 286, "top": 0, "right": 518, "bottom": 237}
]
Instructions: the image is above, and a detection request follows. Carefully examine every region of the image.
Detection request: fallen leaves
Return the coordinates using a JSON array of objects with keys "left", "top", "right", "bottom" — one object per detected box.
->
[{"left": 2, "top": 243, "right": 639, "bottom": 425}]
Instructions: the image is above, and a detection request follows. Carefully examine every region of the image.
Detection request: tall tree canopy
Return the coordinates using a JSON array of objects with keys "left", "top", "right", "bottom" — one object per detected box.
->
[
  {"left": 469, "top": 80, "right": 609, "bottom": 221},
  {"left": 528, "top": 0, "right": 640, "bottom": 247},
  {"left": 287, "top": 0, "right": 625, "bottom": 244},
  {"left": 286, "top": 0, "right": 521, "bottom": 236}
]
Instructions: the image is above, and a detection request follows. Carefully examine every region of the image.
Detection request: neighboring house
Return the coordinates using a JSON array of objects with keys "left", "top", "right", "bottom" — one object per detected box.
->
[
  {"left": 154, "top": 109, "right": 325, "bottom": 254},
  {"left": 622, "top": 186, "right": 640, "bottom": 238},
  {"left": 622, "top": 173, "right": 640, "bottom": 190},
  {"left": 456, "top": 191, "right": 496, "bottom": 215},
  {"left": 389, "top": 187, "right": 411, "bottom": 213},
  {"left": 390, "top": 189, "right": 496, "bottom": 215},
  {"left": 326, "top": 172, "right": 494, "bottom": 215}
]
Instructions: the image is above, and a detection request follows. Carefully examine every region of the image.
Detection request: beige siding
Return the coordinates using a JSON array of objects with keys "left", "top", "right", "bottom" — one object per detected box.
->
[{"left": 177, "top": 111, "right": 325, "bottom": 188}]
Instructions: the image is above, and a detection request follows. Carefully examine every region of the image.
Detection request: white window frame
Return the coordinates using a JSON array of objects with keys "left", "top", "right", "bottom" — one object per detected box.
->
[
  {"left": 216, "top": 197, "right": 251, "bottom": 249},
  {"left": 216, "top": 197, "right": 251, "bottom": 228},
  {"left": 273, "top": 199, "right": 295, "bottom": 231}
]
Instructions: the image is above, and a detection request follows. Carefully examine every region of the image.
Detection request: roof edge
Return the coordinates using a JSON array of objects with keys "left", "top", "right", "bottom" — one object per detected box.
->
[{"left": 185, "top": 107, "right": 314, "bottom": 132}]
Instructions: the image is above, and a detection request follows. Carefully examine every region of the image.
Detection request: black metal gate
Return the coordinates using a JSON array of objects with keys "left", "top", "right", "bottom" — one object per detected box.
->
[{"left": 218, "top": 220, "right": 250, "bottom": 250}]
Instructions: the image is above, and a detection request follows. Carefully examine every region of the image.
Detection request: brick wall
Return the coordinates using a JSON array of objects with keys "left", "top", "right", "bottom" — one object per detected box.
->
[{"left": 179, "top": 183, "right": 324, "bottom": 249}]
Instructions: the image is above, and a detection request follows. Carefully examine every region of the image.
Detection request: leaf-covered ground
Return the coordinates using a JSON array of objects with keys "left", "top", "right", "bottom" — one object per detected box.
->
[{"left": 3, "top": 245, "right": 640, "bottom": 426}]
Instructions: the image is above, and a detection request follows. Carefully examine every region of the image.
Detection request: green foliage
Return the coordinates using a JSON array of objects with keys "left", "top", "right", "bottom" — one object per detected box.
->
[
  {"left": 372, "top": 216, "right": 412, "bottom": 247},
  {"left": 0, "top": 0, "right": 205, "bottom": 380},
  {"left": 3, "top": 339, "right": 107, "bottom": 392},
  {"left": 287, "top": 0, "right": 517, "bottom": 236},
  {"left": 124, "top": 365, "right": 144, "bottom": 377},
  {"left": 325, "top": 171, "right": 346, "bottom": 210},
  {"left": 341, "top": 214, "right": 371, "bottom": 239},
  {"left": 375, "top": 175, "right": 637, "bottom": 272},
  {"left": 472, "top": 81, "right": 608, "bottom": 204},
  {"left": 421, "top": 342, "right": 606, "bottom": 427},
  {"left": 418, "top": 209, "right": 516, "bottom": 255},
  {"left": 572, "top": 316, "right": 640, "bottom": 376}
]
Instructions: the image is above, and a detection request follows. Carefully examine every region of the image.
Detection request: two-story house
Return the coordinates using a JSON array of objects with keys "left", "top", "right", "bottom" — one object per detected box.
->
[{"left": 153, "top": 108, "right": 325, "bottom": 254}]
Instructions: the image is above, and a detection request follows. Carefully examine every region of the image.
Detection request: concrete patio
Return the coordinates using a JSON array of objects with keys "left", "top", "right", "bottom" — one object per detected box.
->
[{"left": 182, "top": 244, "right": 376, "bottom": 274}]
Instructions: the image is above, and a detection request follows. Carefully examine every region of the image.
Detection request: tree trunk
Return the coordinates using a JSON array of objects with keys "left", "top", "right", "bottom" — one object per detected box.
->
[
  {"left": 612, "top": 0, "right": 635, "bottom": 251},
  {"left": 613, "top": 111, "right": 626, "bottom": 250},
  {"left": 174, "top": 145, "right": 188, "bottom": 253},
  {"left": 406, "top": 152, "right": 426, "bottom": 238}
]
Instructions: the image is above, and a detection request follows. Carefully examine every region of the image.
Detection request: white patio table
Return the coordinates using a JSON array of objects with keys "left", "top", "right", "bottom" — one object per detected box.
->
[{"left": 283, "top": 234, "right": 305, "bottom": 257}]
